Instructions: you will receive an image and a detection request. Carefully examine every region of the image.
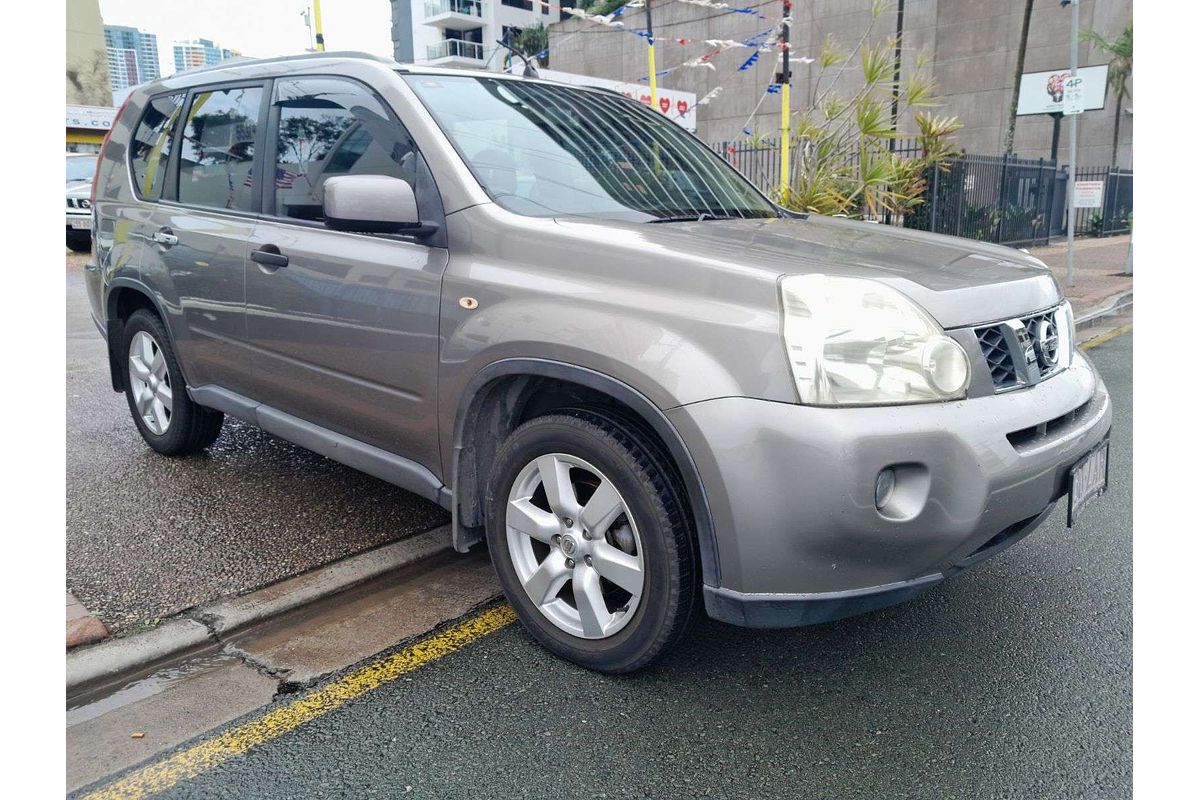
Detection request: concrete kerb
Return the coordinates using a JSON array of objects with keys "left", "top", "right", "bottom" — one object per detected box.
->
[
  {"left": 1076, "top": 289, "right": 1133, "bottom": 330},
  {"left": 66, "top": 525, "right": 454, "bottom": 697}
]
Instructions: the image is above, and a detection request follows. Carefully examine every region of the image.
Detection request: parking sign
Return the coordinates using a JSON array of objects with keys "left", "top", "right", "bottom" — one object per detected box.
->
[{"left": 1063, "top": 75, "right": 1086, "bottom": 115}]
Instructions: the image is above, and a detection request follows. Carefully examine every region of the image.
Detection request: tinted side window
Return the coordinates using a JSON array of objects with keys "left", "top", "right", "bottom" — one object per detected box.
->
[
  {"left": 270, "top": 77, "right": 418, "bottom": 221},
  {"left": 178, "top": 86, "right": 263, "bottom": 212},
  {"left": 129, "top": 93, "right": 184, "bottom": 200}
]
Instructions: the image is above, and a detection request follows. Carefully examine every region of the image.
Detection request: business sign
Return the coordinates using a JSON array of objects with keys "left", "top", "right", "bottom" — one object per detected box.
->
[
  {"left": 66, "top": 104, "right": 117, "bottom": 131},
  {"left": 1073, "top": 180, "right": 1105, "bottom": 208},
  {"left": 1016, "top": 65, "right": 1108, "bottom": 116},
  {"left": 514, "top": 67, "right": 699, "bottom": 132}
]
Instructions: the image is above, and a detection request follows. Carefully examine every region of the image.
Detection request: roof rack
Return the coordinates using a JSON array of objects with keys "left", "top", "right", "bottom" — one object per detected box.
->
[{"left": 174, "top": 50, "right": 397, "bottom": 78}]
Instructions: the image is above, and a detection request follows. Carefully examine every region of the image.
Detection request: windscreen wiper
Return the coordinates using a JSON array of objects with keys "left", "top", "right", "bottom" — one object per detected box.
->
[{"left": 647, "top": 213, "right": 735, "bottom": 223}]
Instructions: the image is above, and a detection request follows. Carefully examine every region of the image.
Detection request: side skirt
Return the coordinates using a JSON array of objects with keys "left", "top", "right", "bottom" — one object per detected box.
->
[{"left": 188, "top": 385, "right": 452, "bottom": 510}]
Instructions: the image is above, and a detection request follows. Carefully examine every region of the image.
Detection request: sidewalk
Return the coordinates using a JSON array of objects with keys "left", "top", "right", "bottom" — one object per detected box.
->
[{"left": 1027, "top": 234, "right": 1133, "bottom": 312}]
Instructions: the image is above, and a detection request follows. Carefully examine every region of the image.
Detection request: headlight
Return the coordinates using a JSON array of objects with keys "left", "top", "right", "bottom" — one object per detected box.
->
[
  {"left": 780, "top": 274, "right": 971, "bottom": 406},
  {"left": 1058, "top": 300, "right": 1075, "bottom": 367}
]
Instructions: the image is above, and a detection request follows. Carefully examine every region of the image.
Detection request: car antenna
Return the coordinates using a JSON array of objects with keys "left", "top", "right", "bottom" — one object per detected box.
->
[{"left": 495, "top": 39, "right": 539, "bottom": 78}]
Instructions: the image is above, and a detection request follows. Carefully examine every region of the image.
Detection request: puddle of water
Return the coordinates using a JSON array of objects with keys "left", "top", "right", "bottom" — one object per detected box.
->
[{"left": 67, "top": 653, "right": 236, "bottom": 727}]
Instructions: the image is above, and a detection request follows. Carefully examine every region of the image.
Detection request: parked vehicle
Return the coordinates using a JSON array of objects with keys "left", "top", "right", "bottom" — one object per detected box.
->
[
  {"left": 66, "top": 153, "right": 97, "bottom": 252},
  {"left": 85, "top": 54, "right": 1111, "bottom": 673}
]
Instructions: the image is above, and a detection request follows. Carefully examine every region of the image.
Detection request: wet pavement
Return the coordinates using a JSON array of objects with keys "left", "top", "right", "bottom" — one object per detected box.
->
[
  {"left": 66, "top": 253, "right": 448, "bottom": 633},
  {"left": 74, "top": 332, "right": 1133, "bottom": 800}
]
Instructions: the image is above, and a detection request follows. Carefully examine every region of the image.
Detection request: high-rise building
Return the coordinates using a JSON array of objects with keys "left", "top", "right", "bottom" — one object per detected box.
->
[
  {"left": 391, "top": 0, "right": 559, "bottom": 71},
  {"left": 104, "top": 26, "right": 160, "bottom": 96},
  {"left": 103, "top": 25, "right": 159, "bottom": 90},
  {"left": 173, "top": 39, "right": 241, "bottom": 73},
  {"left": 67, "top": 0, "right": 113, "bottom": 108}
]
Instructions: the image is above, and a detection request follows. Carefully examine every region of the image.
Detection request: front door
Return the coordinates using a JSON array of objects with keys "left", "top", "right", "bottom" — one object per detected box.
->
[{"left": 243, "top": 76, "right": 447, "bottom": 471}]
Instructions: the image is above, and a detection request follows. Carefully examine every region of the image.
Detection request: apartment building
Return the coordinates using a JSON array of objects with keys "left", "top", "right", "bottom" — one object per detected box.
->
[
  {"left": 104, "top": 26, "right": 160, "bottom": 97},
  {"left": 392, "top": 0, "right": 563, "bottom": 70},
  {"left": 173, "top": 38, "right": 240, "bottom": 73}
]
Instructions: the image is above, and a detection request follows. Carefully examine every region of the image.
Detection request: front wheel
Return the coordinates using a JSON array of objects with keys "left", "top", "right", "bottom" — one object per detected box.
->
[
  {"left": 486, "top": 409, "right": 697, "bottom": 673},
  {"left": 66, "top": 229, "right": 91, "bottom": 253}
]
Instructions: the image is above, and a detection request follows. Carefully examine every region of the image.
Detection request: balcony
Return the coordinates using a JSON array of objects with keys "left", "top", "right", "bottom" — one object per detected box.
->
[
  {"left": 426, "top": 38, "right": 485, "bottom": 67},
  {"left": 424, "top": 0, "right": 485, "bottom": 29}
]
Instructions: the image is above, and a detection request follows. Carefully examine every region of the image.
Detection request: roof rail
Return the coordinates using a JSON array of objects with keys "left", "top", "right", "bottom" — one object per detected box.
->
[{"left": 174, "top": 50, "right": 397, "bottom": 78}]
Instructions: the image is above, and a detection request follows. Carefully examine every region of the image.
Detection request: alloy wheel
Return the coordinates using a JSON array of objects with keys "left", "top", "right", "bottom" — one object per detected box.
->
[
  {"left": 505, "top": 453, "right": 645, "bottom": 639},
  {"left": 128, "top": 330, "right": 173, "bottom": 435}
]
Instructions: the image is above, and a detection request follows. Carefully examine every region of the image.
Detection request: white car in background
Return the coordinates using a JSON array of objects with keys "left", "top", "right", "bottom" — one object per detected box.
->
[{"left": 67, "top": 153, "right": 97, "bottom": 253}]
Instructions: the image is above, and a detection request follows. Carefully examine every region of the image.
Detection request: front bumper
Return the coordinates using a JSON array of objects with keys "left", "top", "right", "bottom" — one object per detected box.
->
[
  {"left": 667, "top": 350, "right": 1111, "bottom": 627},
  {"left": 66, "top": 212, "right": 92, "bottom": 231}
]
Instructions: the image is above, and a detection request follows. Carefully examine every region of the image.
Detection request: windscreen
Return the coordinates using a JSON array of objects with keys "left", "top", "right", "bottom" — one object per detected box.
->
[
  {"left": 67, "top": 155, "right": 97, "bottom": 182},
  {"left": 404, "top": 74, "right": 777, "bottom": 222}
]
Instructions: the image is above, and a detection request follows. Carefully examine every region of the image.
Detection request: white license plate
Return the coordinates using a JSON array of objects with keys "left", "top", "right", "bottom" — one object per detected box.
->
[
  {"left": 70, "top": 217, "right": 92, "bottom": 230},
  {"left": 1068, "top": 439, "right": 1109, "bottom": 527}
]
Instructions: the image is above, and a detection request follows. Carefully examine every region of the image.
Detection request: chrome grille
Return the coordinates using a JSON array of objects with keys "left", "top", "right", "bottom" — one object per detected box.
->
[
  {"left": 974, "top": 305, "right": 1067, "bottom": 392},
  {"left": 1023, "top": 310, "right": 1059, "bottom": 366}
]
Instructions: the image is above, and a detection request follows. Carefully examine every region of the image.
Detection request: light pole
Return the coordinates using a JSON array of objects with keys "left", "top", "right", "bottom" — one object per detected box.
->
[
  {"left": 313, "top": 0, "right": 326, "bottom": 52},
  {"left": 1064, "top": 0, "right": 1079, "bottom": 287},
  {"left": 301, "top": 7, "right": 314, "bottom": 52},
  {"left": 779, "top": 0, "right": 792, "bottom": 200},
  {"left": 646, "top": 1, "right": 658, "bottom": 115}
]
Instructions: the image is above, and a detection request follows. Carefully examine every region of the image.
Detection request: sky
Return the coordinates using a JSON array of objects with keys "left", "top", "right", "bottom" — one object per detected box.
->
[{"left": 98, "top": 0, "right": 394, "bottom": 77}]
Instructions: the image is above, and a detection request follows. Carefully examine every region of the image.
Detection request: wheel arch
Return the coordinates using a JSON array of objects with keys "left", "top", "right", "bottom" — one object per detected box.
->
[
  {"left": 451, "top": 358, "right": 721, "bottom": 588},
  {"left": 104, "top": 279, "right": 185, "bottom": 393}
]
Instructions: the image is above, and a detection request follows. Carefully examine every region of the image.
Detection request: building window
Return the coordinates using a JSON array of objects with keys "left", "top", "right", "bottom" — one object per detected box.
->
[{"left": 501, "top": 0, "right": 534, "bottom": 10}]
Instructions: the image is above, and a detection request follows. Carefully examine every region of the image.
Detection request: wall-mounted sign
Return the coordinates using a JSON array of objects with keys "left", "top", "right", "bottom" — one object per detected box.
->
[
  {"left": 1016, "top": 65, "right": 1108, "bottom": 116},
  {"left": 1073, "top": 180, "right": 1105, "bottom": 208},
  {"left": 66, "top": 105, "right": 117, "bottom": 130}
]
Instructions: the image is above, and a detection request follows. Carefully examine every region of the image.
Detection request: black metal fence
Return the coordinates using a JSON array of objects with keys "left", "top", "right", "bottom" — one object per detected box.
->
[
  {"left": 1071, "top": 166, "right": 1133, "bottom": 236},
  {"left": 710, "top": 138, "right": 1132, "bottom": 248},
  {"left": 907, "top": 154, "right": 1060, "bottom": 247}
]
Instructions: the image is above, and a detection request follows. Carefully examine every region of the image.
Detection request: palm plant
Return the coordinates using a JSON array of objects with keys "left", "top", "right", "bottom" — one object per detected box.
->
[
  {"left": 1083, "top": 21, "right": 1132, "bottom": 167},
  {"left": 775, "top": 1, "right": 962, "bottom": 218}
]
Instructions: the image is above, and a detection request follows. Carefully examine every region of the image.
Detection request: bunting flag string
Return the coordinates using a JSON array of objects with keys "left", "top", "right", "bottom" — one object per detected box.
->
[{"left": 562, "top": 7, "right": 627, "bottom": 28}]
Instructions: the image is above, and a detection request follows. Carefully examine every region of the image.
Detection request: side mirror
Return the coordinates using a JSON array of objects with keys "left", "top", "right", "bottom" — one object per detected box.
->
[{"left": 323, "top": 175, "right": 433, "bottom": 236}]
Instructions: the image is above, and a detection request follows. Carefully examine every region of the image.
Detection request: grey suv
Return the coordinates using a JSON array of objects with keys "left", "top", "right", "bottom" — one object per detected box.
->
[{"left": 86, "top": 53, "right": 1111, "bottom": 672}]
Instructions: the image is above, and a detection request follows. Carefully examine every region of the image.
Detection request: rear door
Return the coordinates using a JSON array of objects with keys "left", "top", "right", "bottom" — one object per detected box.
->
[
  {"left": 243, "top": 75, "right": 448, "bottom": 469},
  {"left": 147, "top": 82, "right": 268, "bottom": 394}
]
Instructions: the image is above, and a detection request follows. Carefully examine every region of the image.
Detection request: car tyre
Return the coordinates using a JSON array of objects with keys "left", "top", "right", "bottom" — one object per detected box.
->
[
  {"left": 486, "top": 408, "right": 697, "bottom": 673},
  {"left": 66, "top": 229, "right": 91, "bottom": 253},
  {"left": 122, "top": 309, "right": 224, "bottom": 455}
]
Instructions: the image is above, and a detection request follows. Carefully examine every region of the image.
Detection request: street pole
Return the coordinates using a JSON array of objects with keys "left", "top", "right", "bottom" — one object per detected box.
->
[
  {"left": 1065, "top": 0, "right": 1079, "bottom": 287},
  {"left": 779, "top": 0, "right": 792, "bottom": 201},
  {"left": 313, "top": 0, "right": 326, "bottom": 52},
  {"left": 301, "top": 8, "right": 314, "bottom": 52},
  {"left": 646, "top": 1, "right": 658, "bottom": 115}
]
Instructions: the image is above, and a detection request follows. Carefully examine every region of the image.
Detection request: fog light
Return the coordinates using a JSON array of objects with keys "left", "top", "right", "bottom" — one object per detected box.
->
[{"left": 875, "top": 468, "right": 896, "bottom": 510}]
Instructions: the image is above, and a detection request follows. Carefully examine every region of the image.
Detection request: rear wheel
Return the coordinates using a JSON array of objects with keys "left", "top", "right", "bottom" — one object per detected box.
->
[
  {"left": 486, "top": 409, "right": 697, "bottom": 673},
  {"left": 121, "top": 309, "right": 224, "bottom": 455}
]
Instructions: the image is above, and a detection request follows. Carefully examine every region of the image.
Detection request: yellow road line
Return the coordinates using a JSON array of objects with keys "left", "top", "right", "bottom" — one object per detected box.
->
[
  {"left": 83, "top": 604, "right": 517, "bottom": 800},
  {"left": 1081, "top": 322, "right": 1132, "bottom": 351}
]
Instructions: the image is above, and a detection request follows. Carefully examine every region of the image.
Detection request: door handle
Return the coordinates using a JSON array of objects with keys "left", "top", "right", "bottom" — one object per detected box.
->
[
  {"left": 151, "top": 228, "right": 178, "bottom": 247},
  {"left": 251, "top": 246, "right": 289, "bottom": 269}
]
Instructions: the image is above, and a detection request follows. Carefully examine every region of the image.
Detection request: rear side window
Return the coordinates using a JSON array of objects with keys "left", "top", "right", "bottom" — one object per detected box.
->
[
  {"left": 269, "top": 77, "right": 418, "bottom": 221},
  {"left": 178, "top": 86, "right": 263, "bottom": 212},
  {"left": 129, "top": 93, "right": 184, "bottom": 200}
]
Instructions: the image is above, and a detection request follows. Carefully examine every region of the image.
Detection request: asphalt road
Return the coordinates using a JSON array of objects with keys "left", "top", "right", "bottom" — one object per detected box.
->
[
  {"left": 102, "top": 331, "right": 1131, "bottom": 799},
  {"left": 66, "top": 253, "right": 448, "bottom": 632}
]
